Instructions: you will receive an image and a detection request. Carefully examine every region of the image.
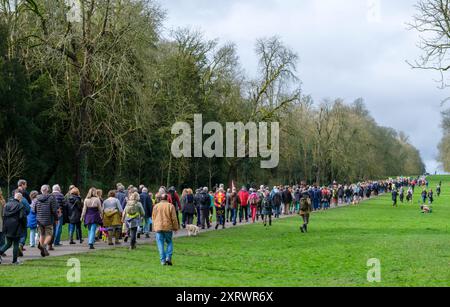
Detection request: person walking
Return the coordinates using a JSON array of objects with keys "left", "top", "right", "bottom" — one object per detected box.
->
[
  {"left": 116, "top": 184, "right": 127, "bottom": 209},
  {"left": 122, "top": 192, "right": 145, "bottom": 250},
  {"left": 0, "top": 192, "right": 28, "bottom": 265},
  {"left": 399, "top": 187, "right": 405, "bottom": 203},
  {"left": 102, "top": 190, "right": 123, "bottom": 245},
  {"left": 193, "top": 189, "right": 202, "bottom": 227},
  {"left": 0, "top": 188, "right": 6, "bottom": 255},
  {"left": 27, "top": 191, "right": 39, "bottom": 248},
  {"left": 182, "top": 189, "right": 196, "bottom": 226},
  {"left": 52, "top": 185, "right": 65, "bottom": 247},
  {"left": 168, "top": 187, "right": 181, "bottom": 227},
  {"left": 229, "top": 187, "right": 239, "bottom": 226},
  {"left": 152, "top": 191, "right": 179, "bottom": 266},
  {"left": 16, "top": 180, "right": 31, "bottom": 256},
  {"left": 270, "top": 187, "right": 282, "bottom": 218},
  {"left": 199, "top": 188, "right": 211, "bottom": 229},
  {"left": 421, "top": 189, "right": 428, "bottom": 204},
  {"left": 262, "top": 189, "right": 273, "bottom": 227},
  {"left": 248, "top": 189, "right": 259, "bottom": 223},
  {"left": 225, "top": 188, "right": 232, "bottom": 223},
  {"left": 293, "top": 188, "right": 301, "bottom": 214},
  {"left": 81, "top": 188, "right": 103, "bottom": 250},
  {"left": 428, "top": 189, "right": 434, "bottom": 205},
  {"left": 392, "top": 189, "right": 398, "bottom": 207},
  {"left": 238, "top": 187, "right": 249, "bottom": 223},
  {"left": 299, "top": 192, "right": 312, "bottom": 233},
  {"left": 140, "top": 188, "right": 153, "bottom": 238},
  {"left": 282, "top": 186, "right": 293, "bottom": 215},
  {"left": 321, "top": 187, "right": 331, "bottom": 210},
  {"left": 214, "top": 186, "right": 226, "bottom": 230},
  {"left": 208, "top": 191, "right": 215, "bottom": 224},
  {"left": 35, "top": 185, "right": 59, "bottom": 257},
  {"left": 66, "top": 187, "right": 83, "bottom": 245}
]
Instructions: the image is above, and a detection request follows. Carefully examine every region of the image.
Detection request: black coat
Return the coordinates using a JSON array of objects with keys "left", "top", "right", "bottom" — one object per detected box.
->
[
  {"left": 2, "top": 199, "right": 27, "bottom": 239},
  {"left": 199, "top": 192, "right": 211, "bottom": 209},
  {"left": 282, "top": 190, "right": 293, "bottom": 203},
  {"left": 66, "top": 195, "right": 82, "bottom": 224},
  {"left": 140, "top": 192, "right": 153, "bottom": 218},
  {"left": 182, "top": 194, "right": 196, "bottom": 215}
]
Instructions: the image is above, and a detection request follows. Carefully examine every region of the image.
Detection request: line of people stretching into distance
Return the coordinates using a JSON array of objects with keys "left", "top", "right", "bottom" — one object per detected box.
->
[
  {"left": 0, "top": 176, "right": 424, "bottom": 265},
  {"left": 391, "top": 176, "right": 441, "bottom": 214}
]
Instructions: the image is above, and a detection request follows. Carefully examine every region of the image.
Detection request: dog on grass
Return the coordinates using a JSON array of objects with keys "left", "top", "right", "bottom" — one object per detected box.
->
[{"left": 186, "top": 224, "right": 200, "bottom": 237}]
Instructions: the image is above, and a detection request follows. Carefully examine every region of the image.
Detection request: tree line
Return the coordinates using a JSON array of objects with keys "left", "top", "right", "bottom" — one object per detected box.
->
[{"left": 0, "top": 0, "right": 425, "bottom": 193}]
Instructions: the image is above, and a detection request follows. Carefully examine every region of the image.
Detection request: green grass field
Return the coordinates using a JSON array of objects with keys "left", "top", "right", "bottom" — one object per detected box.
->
[{"left": 1, "top": 176, "right": 449, "bottom": 287}]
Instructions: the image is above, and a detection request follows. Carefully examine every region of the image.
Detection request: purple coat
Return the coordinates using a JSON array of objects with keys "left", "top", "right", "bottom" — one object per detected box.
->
[{"left": 84, "top": 207, "right": 102, "bottom": 226}]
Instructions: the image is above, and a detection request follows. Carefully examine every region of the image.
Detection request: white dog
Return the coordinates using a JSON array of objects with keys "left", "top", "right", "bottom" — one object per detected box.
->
[{"left": 186, "top": 224, "right": 200, "bottom": 237}]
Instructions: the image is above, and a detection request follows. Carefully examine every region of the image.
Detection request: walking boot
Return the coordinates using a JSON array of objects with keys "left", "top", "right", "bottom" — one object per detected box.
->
[
  {"left": 114, "top": 230, "right": 121, "bottom": 245},
  {"left": 18, "top": 245, "right": 24, "bottom": 257},
  {"left": 108, "top": 231, "right": 114, "bottom": 246}
]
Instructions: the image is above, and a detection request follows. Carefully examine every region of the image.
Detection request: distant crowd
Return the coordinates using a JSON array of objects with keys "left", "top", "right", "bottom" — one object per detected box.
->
[
  {"left": 390, "top": 176, "right": 440, "bottom": 213},
  {"left": 0, "top": 176, "right": 431, "bottom": 265}
]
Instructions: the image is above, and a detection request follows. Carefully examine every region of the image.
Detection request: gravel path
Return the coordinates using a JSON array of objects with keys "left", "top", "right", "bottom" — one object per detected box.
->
[{"left": 0, "top": 199, "right": 373, "bottom": 265}]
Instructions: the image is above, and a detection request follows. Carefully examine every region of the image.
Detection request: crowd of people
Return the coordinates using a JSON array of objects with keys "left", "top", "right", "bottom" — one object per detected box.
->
[
  {"left": 389, "top": 176, "right": 441, "bottom": 214},
  {"left": 0, "top": 176, "right": 435, "bottom": 265}
]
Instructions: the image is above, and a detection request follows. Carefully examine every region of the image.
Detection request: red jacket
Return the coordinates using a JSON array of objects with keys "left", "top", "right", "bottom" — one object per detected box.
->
[
  {"left": 168, "top": 192, "right": 181, "bottom": 211},
  {"left": 238, "top": 190, "right": 249, "bottom": 207}
]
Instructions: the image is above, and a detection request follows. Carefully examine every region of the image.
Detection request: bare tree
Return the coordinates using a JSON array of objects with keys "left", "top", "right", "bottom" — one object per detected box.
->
[
  {"left": 408, "top": 0, "right": 450, "bottom": 88},
  {"left": 0, "top": 138, "right": 26, "bottom": 196},
  {"left": 409, "top": 0, "right": 450, "bottom": 172}
]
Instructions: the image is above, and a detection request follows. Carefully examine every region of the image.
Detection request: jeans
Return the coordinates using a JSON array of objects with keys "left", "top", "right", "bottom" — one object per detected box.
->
[
  {"left": 156, "top": 231, "right": 173, "bottom": 263},
  {"left": 230, "top": 208, "right": 237, "bottom": 225},
  {"left": 200, "top": 208, "right": 210, "bottom": 228},
  {"left": 88, "top": 224, "right": 98, "bottom": 245},
  {"left": 0, "top": 237, "right": 20, "bottom": 263},
  {"left": 129, "top": 227, "right": 138, "bottom": 247},
  {"left": 239, "top": 206, "right": 249, "bottom": 222},
  {"left": 216, "top": 209, "right": 225, "bottom": 227},
  {"left": 54, "top": 215, "right": 64, "bottom": 245},
  {"left": 225, "top": 207, "right": 231, "bottom": 221},
  {"left": 29, "top": 228, "right": 38, "bottom": 247},
  {"left": 143, "top": 218, "right": 152, "bottom": 234},
  {"left": 184, "top": 214, "right": 194, "bottom": 225},
  {"left": 274, "top": 205, "right": 281, "bottom": 218},
  {"left": 19, "top": 228, "right": 27, "bottom": 247},
  {"left": 196, "top": 207, "right": 202, "bottom": 226},
  {"left": 0, "top": 232, "right": 4, "bottom": 249},
  {"left": 69, "top": 223, "right": 83, "bottom": 242}
]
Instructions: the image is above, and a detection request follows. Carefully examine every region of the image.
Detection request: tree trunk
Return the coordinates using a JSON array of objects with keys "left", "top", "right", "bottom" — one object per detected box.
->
[{"left": 166, "top": 155, "right": 172, "bottom": 187}]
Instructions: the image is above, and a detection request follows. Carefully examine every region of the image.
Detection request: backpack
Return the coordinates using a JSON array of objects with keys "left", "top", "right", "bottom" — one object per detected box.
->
[
  {"left": 186, "top": 194, "right": 194, "bottom": 205},
  {"left": 300, "top": 197, "right": 310, "bottom": 212},
  {"left": 249, "top": 193, "right": 259, "bottom": 206},
  {"left": 272, "top": 192, "right": 282, "bottom": 206}
]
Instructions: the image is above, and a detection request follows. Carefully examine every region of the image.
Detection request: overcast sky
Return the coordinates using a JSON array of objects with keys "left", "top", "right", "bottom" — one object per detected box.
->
[{"left": 161, "top": 0, "right": 448, "bottom": 173}]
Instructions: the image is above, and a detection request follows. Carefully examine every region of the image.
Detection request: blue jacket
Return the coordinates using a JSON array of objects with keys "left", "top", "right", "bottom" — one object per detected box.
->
[
  {"left": 27, "top": 200, "right": 38, "bottom": 228},
  {"left": 22, "top": 197, "right": 31, "bottom": 216}
]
